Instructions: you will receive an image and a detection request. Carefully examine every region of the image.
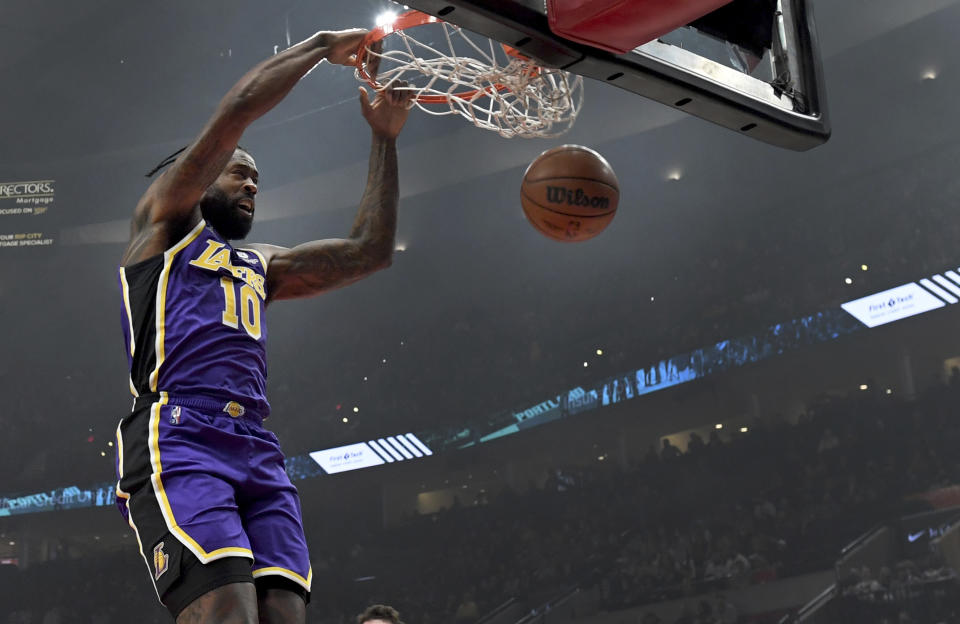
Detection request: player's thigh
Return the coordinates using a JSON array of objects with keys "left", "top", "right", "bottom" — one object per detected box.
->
[
  {"left": 147, "top": 537, "right": 257, "bottom": 620},
  {"left": 256, "top": 585, "right": 307, "bottom": 624},
  {"left": 176, "top": 579, "right": 259, "bottom": 624}
]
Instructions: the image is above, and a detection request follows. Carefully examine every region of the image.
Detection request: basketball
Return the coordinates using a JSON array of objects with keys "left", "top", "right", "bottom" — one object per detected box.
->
[{"left": 521, "top": 144, "right": 620, "bottom": 242}]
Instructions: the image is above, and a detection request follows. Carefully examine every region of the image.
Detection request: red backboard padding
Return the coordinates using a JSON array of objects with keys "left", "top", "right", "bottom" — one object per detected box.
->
[{"left": 547, "top": 0, "right": 734, "bottom": 54}]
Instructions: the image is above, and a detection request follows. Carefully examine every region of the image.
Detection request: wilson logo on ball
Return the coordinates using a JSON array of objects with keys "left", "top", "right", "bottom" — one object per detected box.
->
[
  {"left": 545, "top": 186, "right": 611, "bottom": 209},
  {"left": 521, "top": 144, "right": 620, "bottom": 243}
]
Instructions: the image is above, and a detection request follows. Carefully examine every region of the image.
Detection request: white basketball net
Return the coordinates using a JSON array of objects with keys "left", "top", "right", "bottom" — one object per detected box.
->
[{"left": 358, "top": 19, "right": 583, "bottom": 139}]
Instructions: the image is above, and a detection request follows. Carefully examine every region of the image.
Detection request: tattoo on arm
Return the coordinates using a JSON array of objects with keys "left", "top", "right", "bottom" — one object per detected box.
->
[
  {"left": 268, "top": 136, "right": 398, "bottom": 300},
  {"left": 276, "top": 239, "right": 380, "bottom": 298},
  {"left": 349, "top": 135, "right": 399, "bottom": 244}
]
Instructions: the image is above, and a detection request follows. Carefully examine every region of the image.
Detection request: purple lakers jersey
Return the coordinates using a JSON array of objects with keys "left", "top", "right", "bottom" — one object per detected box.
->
[{"left": 119, "top": 220, "right": 270, "bottom": 414}]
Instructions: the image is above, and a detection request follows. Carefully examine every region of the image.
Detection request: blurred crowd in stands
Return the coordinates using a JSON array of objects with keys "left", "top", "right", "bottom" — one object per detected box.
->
[
  {"left": 796, "top": 549, "right": 960, "bottom": 624},
  {"left": 1, "top": 554, "right": 165, "bottom": 624},
  {"left": 4, "top": 375, "right": 960, "bottom": 624}
]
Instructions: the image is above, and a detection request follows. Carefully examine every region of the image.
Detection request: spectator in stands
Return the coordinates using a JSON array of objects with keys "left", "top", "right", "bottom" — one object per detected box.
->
[
  {"left": 713, "top": 594, "right": 738, "bottom": 624},
  {"left": 672, "top": 602, "right": 695, "bottom": 624},
  {"left": 897, "top": 609, "right": 917, "bottom": 624},
  {"left": 454, "top": 590, "right": 479, "bottom": 624},
  {"left": 687, "top": 432, "right": 706, "bottom": 455},
  {"left": 661, "top": 438, "right": 682, "bottom": 460},
  {"left": 695, "top": 598, "right": 714, "bottom": 623},
  {"left": 359, "top": 604, "right": 405, "bottom": 624},
  {"left": 752, "top": 497, "right": 776, "bottom": 522},
  {"left": 817, "top": 428, "right": 840, "bottom": 453},
  {"left": 644, "top": 444, "right": 661, "bottom": 465},
  {"left": 40, "top": 605, "right": 62, "bottom": 624},
  {"left": 704, "top": 553, "right": 727, "bottom": 581},
  {"left": 852, "top": 565, "right": 884, "bottom": 597},
  {"left": 949, "top": 366, "right": 960, "bottom": 387}
]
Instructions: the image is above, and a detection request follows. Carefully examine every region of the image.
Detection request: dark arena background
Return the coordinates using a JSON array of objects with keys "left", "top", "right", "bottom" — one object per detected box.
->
[{"left": 4, "top": 1, "right": 960, "bottom": 623}]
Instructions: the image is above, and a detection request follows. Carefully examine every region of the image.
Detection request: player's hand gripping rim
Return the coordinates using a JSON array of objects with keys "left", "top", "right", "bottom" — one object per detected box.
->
[
  {"left": 324, "top": 29, "right": 378, "bottom": 69},
  {"left": 359, "top": 80, "right": 416, "bottom": 139}
]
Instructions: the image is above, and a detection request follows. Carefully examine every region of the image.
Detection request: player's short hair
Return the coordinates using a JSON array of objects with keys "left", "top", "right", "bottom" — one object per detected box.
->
[
  {"left": 145, "top": 144, "right": 251, "bottom": 178},
  {"left": 357, "top": 604, "right": 404, "bottom": 624}
]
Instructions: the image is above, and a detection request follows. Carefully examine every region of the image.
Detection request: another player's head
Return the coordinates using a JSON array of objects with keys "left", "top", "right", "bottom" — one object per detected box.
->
[
  {"left": 357, "top": 604, "right": 404, "bottom": 624},
  {"left": 146, "top": 145, "right": 258, "bottom": 240}
]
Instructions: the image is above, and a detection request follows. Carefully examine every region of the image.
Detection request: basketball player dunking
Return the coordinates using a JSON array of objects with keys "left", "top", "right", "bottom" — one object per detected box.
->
[{"left": 115, "top": 29, "right": 413, "bottom": 623}]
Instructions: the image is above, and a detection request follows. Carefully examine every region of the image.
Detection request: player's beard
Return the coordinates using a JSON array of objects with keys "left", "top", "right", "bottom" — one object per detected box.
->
[{"left": 200, "top": 186, "right": 253, "bottom": 241}]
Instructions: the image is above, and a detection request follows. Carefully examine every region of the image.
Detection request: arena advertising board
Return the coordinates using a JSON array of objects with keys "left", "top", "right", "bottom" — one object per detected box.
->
[
  {"left": 842, "top": 276, "right": 960, "bottom": 328},
  {"left": 0, "top": 179, "right": 57, "bottom": 249},
  {"left": 899, "top": 506, "right": 960, "bottom": 555},
  {"left": 309, "top": 434, "right": 433, "bottom": 475},
  {"left": 0, "top": 484, "right": 115, "bottom": 517},
  {"left": 310, "top": 442, "right": 386, "bottom": 474}
]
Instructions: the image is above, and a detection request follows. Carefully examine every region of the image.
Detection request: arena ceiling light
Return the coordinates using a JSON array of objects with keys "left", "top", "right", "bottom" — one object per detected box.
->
[{"left": 375, "top": 11, "right": 398, "bottom": 27}]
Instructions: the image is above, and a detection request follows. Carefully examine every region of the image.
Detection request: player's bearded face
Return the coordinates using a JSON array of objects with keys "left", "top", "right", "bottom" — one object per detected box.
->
[{"left": 200, "top": 184, "right": 253, "bottom": 240}]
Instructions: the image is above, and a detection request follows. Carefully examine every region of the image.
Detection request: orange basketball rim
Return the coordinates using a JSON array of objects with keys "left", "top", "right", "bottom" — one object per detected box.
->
[{"left": 355, "top": 9, "right": 537, "bottom": 104}]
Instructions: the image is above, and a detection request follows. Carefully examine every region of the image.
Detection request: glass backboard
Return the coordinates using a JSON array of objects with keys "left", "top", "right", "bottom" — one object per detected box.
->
[{"left": 395, "top": 0, "right": 830, "bottom": 150}]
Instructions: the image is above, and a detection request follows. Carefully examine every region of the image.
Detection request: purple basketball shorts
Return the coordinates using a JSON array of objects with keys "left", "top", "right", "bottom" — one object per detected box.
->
[{"left": 114, "top": 392, "right": 312, "bottom": 604}]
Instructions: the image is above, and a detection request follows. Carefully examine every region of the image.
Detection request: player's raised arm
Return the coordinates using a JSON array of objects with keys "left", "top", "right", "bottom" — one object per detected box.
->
[
  {"left": 252, "top": 83, "right": 414, "bottom": 301},
  {"left": 122, "top": 29, "right": 368, "bottom": 265}
]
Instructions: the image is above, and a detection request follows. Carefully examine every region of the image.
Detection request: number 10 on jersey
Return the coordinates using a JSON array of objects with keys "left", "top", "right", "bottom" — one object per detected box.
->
[{"left": 219, "top": 277, "right": 262, "bottom": 339}]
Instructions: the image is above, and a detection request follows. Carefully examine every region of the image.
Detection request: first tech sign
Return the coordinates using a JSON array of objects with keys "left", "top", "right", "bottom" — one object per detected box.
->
[{"left": 842, "top": 282, "right": 945, "bottom": 328}]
